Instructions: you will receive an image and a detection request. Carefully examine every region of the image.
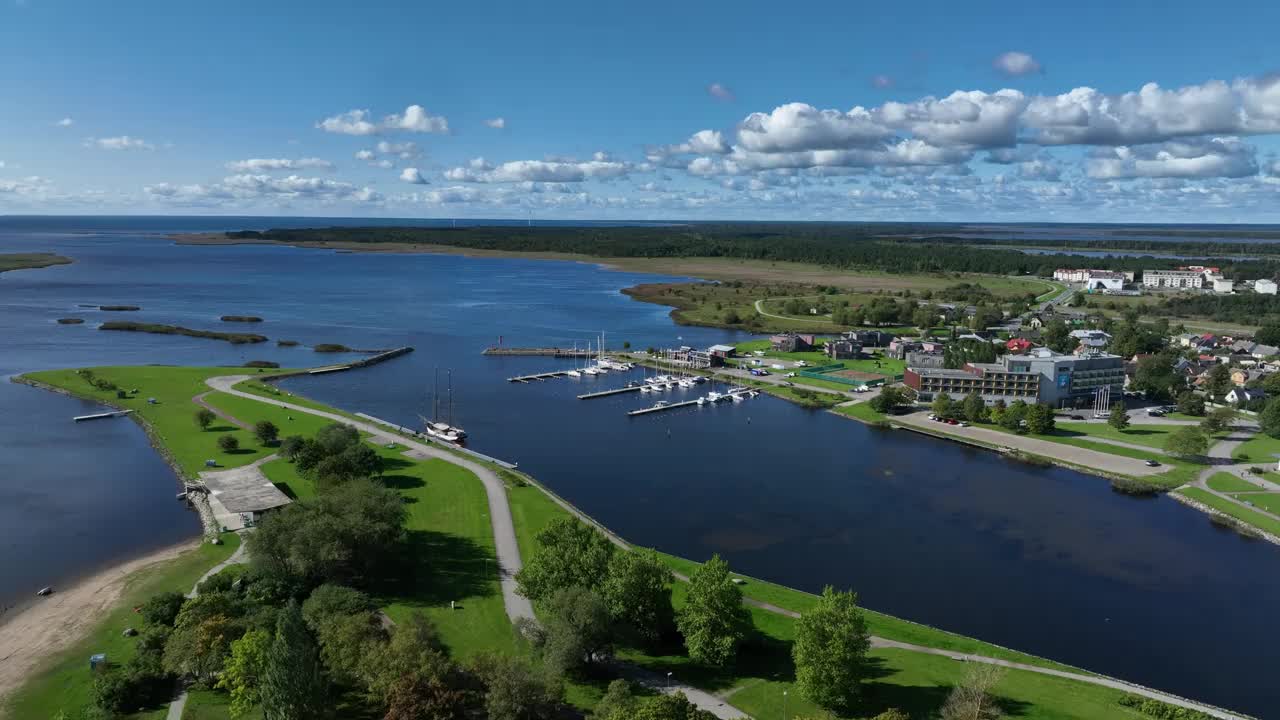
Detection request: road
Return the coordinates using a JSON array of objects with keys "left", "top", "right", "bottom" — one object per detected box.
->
[
  {"left": 205, "top": 376, "right": 744, "bottom": 719},
  {"left": 752, "top": 298, "right": 831, "bottom": 324}
]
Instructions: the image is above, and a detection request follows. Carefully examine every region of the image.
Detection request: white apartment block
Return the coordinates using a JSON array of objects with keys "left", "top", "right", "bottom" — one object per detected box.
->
[
  {"left": 1256, "top": 279, "right": 1278, "bottom": 295},
  {"left": 1142, "top": 270, "right": 1204, "bottom": 289}
]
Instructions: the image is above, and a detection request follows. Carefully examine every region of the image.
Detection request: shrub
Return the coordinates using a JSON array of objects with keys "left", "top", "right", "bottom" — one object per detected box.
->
[
  {"left": 1117, "top": 694, "right": 1215, "bottom": 719},
  {"left": 244, "top": 360, "right": 280, "bottom": 368},
  {"left": 138, "top": 591, "right": 187, "bottom": 627},
  {"left": 1110, "top": 477, "right": 1161, "bottom": 496},
  {"left": 218, "top": 434, "right": 240, "bottom": 452}
]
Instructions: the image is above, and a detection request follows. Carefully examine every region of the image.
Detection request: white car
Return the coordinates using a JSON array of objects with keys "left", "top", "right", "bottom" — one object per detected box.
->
[{"left": 785, "top": 372, "right": 796, "bottom": 378}]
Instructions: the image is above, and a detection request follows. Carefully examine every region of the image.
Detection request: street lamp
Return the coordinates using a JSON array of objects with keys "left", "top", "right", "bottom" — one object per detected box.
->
[
  {"left": 666, "top": 671, "right": 672, "bottom": 690},
  {"left": 783, "top": 690, "right": 788, "bottom": 720}
]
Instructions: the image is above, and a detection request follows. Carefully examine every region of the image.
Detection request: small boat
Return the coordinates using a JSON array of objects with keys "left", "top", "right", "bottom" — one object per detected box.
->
[
  {"left": 584, "top": 367, "right": 599, "bottom": 375},
  {"left": 640, "top": 386, "right": 651, "bottom": 393},
  {"left": 706, "top": 392, "right": 723, "bottom": 403},
  {"left": 654, "top": 400, "right": 669, "bottom": 407},
  {"left": 567, "top": 369, "right": 581, "bottom": 377},
  {"left": 678, "top": 379, "right": 694, "bottom": 388},
  {"left": 732, "top": 393, "right": 745, "bottom": 402},
  {"left": 696, "top": 397, "right": 706, "bottom": 405},
  {"left": 37, "top": 586, "right": 53, "bottom": 597}
]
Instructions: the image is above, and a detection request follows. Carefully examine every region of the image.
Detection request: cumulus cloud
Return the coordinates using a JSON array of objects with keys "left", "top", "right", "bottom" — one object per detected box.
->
[
  {"left": 145, "top": 174, "right": 380, "bottom": 205},
  {"left": 983, "top": 146, "right": 1039, "bottom": 164},
  {"left": 879, "top": 90, "right": 1027, "bottom": 148},
  {"left": 1016, "top": 158, "right": 1062, "bottom": 181},
  {"left": 56, "top": 117, "right": 74, "bottom": 127},
  {"left": 485, "top": 117, "right": 507, "bottom": 129},
  {"left": 86, "top": 136, "right": 153, "bottom": 151},
  {"left": 994, "top": 51, "right": 1042, "bottom": 77},
  {"left": 399, "top": 167, "right": 429, "bottom": 184},
  {"left": 375, "top": 140, "right": 419, "bottom": 159},
  {"left": 317, "top": 105, "right": 449, "bottom": 135},
  {"left": 443, "top": 158, "right": 631, "bottom": 183},
  {"left": 871, "top": 75, "right": 894, "bottom": 90},
  {"left": 737, "top": 103, "right": 892, "bottom": 153},
  {"left": 354, "top": 149, "right": 375, "bottom": 161},
  {"left": 1087, "top": 137, "right": 1258, "bottom": 180},
  {"left": 707, "top": 83, "right": 734, "bottom": 101},
  {"left": 224, "top": 157, "right": 334, "bottom": 172}
]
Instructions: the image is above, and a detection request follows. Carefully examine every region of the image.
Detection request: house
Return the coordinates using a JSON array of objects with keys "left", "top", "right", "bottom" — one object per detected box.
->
[
  {"left": 1006, "top": 337, "right": 1034, "bottom": 353},
  {"left": 825, "top": 339, "right": 861, "bottom": 360},
  {"left": 1084, "top": 271, "right": 1126, "bottom": 292},
  {"left": 1252, "top": 344, "right": 1280, "bottom": 359},
  {"left": 1213, "top": 277, "right": 1235, "bottom": 294},
  {"left": 1177, "top": 333, "right": 1202, "bottom": 348},
  {"left": 1256, "top": 279, "right": 1278, "bottom": 295},
  {"left": 706, "top": 344, "right": 736, "bottom": 366},
  {"left": 1143, "top": 269, "right": 1204, "bottom": 289},
  {"left": 1070, "top": 329, "right": 1111, "bottom": 353},
  {"left": 1026, "top": 315, "right": 1045, "bottom": 329},
  {"left": 845, "top": 329, "right": 895, "bottom": 347},
  {"left": 1231, "top": 368, "right": 1267, "bottom": 386},
  {"left": 1226, "top": 387, "right": 1267, "bottom": 405},
  {"left": 770, "top": 333, "right": 814, "bottom": 352},
  {"left": 886, "top": 339, "right": 922, "bottom": 360}
]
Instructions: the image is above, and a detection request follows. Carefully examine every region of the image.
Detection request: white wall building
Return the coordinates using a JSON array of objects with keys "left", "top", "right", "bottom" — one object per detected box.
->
[
  {"left": 1256, "top": 279, "right": 1278, "bottom": 295},
  {"left": 1142, "top": 270, "right": 1203, "bottom": 289},
  {"left": 1213, "top": 278, "right": 1234, "bottom": 294},
  {"left": 1085, "top": 271, "right": 1125, "bottom": 292}
]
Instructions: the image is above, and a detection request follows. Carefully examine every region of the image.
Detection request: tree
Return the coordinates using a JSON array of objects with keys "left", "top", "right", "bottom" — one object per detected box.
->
[
  {"left": 1108, "top": 402, "right": 1130, "bottom": 431},
  {"left": 470, "top": 653, "right": 562, "bottom": 720},
  {"left": 592, "top": 680, "right": 636, "bottom": 719},
  {"left": 1260, "top": 398, "right": 1280, "bottom": 439},
  {"left": 515, "top": 518, "right": 615, "bottom": 603},
  {"left": 871, "top": 711, "right": 910, "bottom": 720},
  {"left": 931, "top": 393, "right": 955, "bottom": 420},
  {"left": 1176, "top": 392, "right": 1206, "bottom": 417},
  {"left": 250, "top": 479, "right": 407, "bottom": 587},
  {"left": 1200, "top": 406, "right": 1237, "bottom": 435},
  {"left": 869, "top": 386, "right": 906, "bottom": 414},
  {"left": 1132, "top": 352, "right": 1184, "bottom": 402},
  {"left": 1043, "top": 318, "right": 1073, "bottom": 353},
  {"left": 280, "top": 435, "right": 306, "bottom": 461},
  {"left": 1164, "top": 426, "right": 1209, "bottom": 460},
  {"left": 218, "top": 434, "right": 240, "bottom": 453},
  {"left": 722, "top": 309, "right": 741, "bottom": 325},
  {"left": 676, "top": 555, "right": 750, "bottom": 667},
  {"left": 254, "top": 420, "right": 280, "bottom": 446},
  {"left": 138, "top": 591, "right": 186, "bottom": 627},
  {"left": 260, "top": 601, "right": 327, "bottom": 720},
  {"left": 384, "top": 670, "right": 472, "bottom": 720},
  {"left": 913, "top": 306, "right": 936, "bottom": 333},
  {"left": 315, "top": 422, "right": 360, "bottom": 455},
  {"left": 537, "top": 587, "right": 615, "bottom": 675},
  {"left": 1204, "top": 363, "right": 1233, "bottom": 401},
  {"left": 163, "top": 609, "right": 238, "bottom": 684},
  {"left": 218, "top": 629, "right": 271, "bottom": 718},
  {"left": 630, "top": 693, "right": 719, "bottom": 720},
  {"left": 312, "top": 443, "right": 383, "bottom": 491},
  {"left": 195, "top": 408, "right": 216, "bottom": 430},
  {"left": 361, "top": 614, "right": 452, "bottom": 701},
  {"left": 999, "top": 400, "right": 1027, "bottom": 432},
  {"left": 793, "top": 587, "right": 871, "bottom": 712},
  {"left": 940, "top": 664, "right": 1005, "bottom": 720},
  {"left": 601, "top": 550, "right": 674, "bottom": 647},
  {"left": 1025, "top": 402, "right": 1053, "bottom": 434},
  {"left": 962, "top": 391, "right": 987, "bottom": 424},
  {"left": 1256, "top": 323, "right": 1280, "bottom": 347}
]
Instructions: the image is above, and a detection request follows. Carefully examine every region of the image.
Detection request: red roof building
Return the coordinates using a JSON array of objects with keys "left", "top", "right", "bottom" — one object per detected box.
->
[{"left": 1006, "top": 337, "right": 1034, "bottom": 353}]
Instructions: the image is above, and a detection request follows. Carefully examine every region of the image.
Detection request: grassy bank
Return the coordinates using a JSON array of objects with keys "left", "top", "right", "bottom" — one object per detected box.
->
[
  {"left": 99, "top": 322, "right": 268, "bottom": 344},
  {"left": 0, "top": 252, "right": 72, "bottom": 274},
  {"left": 1177, "top": 487, "right": 1280, "bottom": 537},
  {"left": 4, "top": 535, "right": 241, "bottom": 720}
]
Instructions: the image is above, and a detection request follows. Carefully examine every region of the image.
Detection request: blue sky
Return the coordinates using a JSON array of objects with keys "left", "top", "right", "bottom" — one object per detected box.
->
[{"left": 2, "top": 0, "right": 1280, "bottom": 221}]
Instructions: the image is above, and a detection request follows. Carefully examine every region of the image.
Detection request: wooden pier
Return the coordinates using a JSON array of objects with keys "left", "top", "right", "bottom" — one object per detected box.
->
[
  {"left": 508, "top": 370, "right": 574, "bottom": 383},
  {"left": 577, "top": 385, "right": 645, "bottom": 399},
  {"left": 627, "top": 390, "right": 751, "bottom": 416},
  {"left": 484, "top": 347, "right": 605, "bottom": 358},
  {"left": 308, "top": 346, "right": 414, "bottom": 375},
  {"left": 73, "top": 409, "right": 133, "bottom": 422}
]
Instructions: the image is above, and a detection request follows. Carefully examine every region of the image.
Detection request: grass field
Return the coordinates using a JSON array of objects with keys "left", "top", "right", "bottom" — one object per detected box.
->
[
  {"left": 1231, "top": 491, "right": 1280, "bottom": 515},
  {"left": 1053, "top": 422, "right": 1183, "bottom": 451},
  {"left": 1231, "top": 430, "right": 1280, "bottom": 462},
  {"left": 4, "top": 535, "right": 241, "bottom": 720},
  {"left": 1178, "top": 487, "right": 1280, "bottom": 537},
  {"left": 0, "top": 252, "right": 73, "bottom": 273},
  {"left": 1207, "top": 473, "right": 1263, "bottom": 493}
]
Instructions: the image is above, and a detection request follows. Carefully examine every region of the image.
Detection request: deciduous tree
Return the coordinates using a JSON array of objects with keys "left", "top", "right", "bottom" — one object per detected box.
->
[
  {"left": 515, "top": 518, "right": 615, "bottom": 603},
  {"left": 1164, "top": 426, "right": 1209, "bottom": 460},
  {"left": 217, "top": 629, "right": 271, "bottom": 718},
  {"left": 195, "top": 408, "right": 216, "bottom": 430},
  {"left": 793, "top": 587, "right": 871, "bottom": 711},
  {"left": 254, "top": 420, "right": 280, "bottom": 446},
  {"left": 601, "top": 550, "right": 674, "bottom": 647},
  {"left": 676, "top": 555, "right": 750, "bottom": 668},
  {"left": 940, "top": 664, "right": 1005, "bottom": 720},
  {"left": 218, "top": 434, "right": 240, "bottom": 453},
  {"left": 962, "top": 391, "right": 987, "bottom": 423},
  {"left": 1107, "top": 403, "right": 1130, "bottom": 431},
  {"left": 1204, "top": 364, "right": 1233, "bottom": 401},
  {"left": 260, "top": 601, "right": 327, "bottom": 720}
]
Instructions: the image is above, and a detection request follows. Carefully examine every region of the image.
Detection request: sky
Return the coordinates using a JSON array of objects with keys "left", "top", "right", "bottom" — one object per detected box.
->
[{"left": 2, "top": 0, "right": 1280, "bottom": 222}]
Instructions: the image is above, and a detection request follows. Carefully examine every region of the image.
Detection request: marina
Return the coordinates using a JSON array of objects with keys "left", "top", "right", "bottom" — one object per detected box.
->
[{"left": 627, "top": 388, "right": 756, "bottom": 416}]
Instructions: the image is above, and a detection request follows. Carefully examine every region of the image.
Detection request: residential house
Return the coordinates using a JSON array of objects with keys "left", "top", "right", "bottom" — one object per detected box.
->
[
  {"left": 1252, "top": 344, "right": 1280, "bottom": 359},
  {"left": 1026, "top": 315, "right": 1046, "bottom": 329},
  {"left": 770, "top": 333, "right": 815, "bottom": 352},
  {"left": 1212, "top": 277, "right": 1235, "bottom": 294},
  {"left": 1143, "top": 269, "right": 1204, "bottom": 289},
  {"left": 1256, "top": 279, "right": 1278, "bottom": 295},
  {"left": 1231, "top": 368, "right": 1265, "bottom": 386},
  {"left": 1226, "top": 387, "right": 1267, "bottom": 405},
  {"left": 1070, "top": 329, "right": 1111, "bottom": 353},
  {"left": 845, "top": 329, "right": 895, "bottom": 347},
  {"left": 1006, "top": 337, "right": 1034, "bottom": 353}
]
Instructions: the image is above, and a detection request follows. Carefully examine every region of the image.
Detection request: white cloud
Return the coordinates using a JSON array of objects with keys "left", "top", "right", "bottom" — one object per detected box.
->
[
  {"left": 1087, "top": 137, "right": 1257, "bottom": 180},
  {"left": 707, "top": 83, "right": 734, "bottom": 101},
  {"left": 879, "top": 89, "right": 1027, "bottom": 148},
  {"left": 56, "top": 117, "right": 74, "bottom": 128},
  {"left": 384, "top": 105, "right": 449, "bottom": 133},
  {"left": 317, "top": 109, "right": 379, "bottom": 136},
  {"left": 375, "top": 140, "right": 419, "bottom": 159},
  {"left": 1017, "top": 158, "right": 1062, "bottom": 181},
  {"left": 443, "top": 158, "right": 631, "bottom": 183},
  {"left": 354, "top": 149, "right": 375, "bottom": 161},
  {"left": 871, "top": 75, "right": 894, "bottom": 90},
  {"left": 224, "top": 157, "right": 334, "bottom": 172},
  {"left": 400, "top": 167, "right": 429, "bottom": 184},
  {"left": 86, "top": 136, "right": 153, "bottom": 151},
  {"left": 983, "top": 146, "right": 1039, "bottom": 164},
  {"left": 145, "top": 174, "right": 380, "bottom": 205},
  {"left": 485, "top": 117, "right": 507, "bottom": 129},
  {"left": 736, "top": 102, "right": 892, "bottom": 153},
  {"left": 994, "top": 51, "right": 1042, "bottom": 77}
]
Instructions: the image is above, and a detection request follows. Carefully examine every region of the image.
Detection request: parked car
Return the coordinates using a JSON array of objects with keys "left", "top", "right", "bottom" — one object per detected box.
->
[
  {"left": 1147, "top": 409, "right": 1165, "bottom": 417},
  {"left": 784, "top": 372, "right": 796, "bottom": 378},
  {"left": 1144, "top": 460, "right": 1161, "bottom": 467},
  {"left": 1069, "top": 414, "right": 1085, "bottom": 420}
]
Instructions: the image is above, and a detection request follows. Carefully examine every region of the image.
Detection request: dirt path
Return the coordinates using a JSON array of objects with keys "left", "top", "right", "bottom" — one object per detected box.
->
[{"left": 0, "top": 540, "right": 199, "bottom": 705}]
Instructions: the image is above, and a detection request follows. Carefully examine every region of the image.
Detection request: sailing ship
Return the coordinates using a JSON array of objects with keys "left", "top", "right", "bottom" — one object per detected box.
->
[{"left": 423, "top": 368, "right": 467, "bottom": 443}]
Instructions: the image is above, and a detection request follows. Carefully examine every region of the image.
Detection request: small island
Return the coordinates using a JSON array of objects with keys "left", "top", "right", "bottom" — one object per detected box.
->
[
  {"left": 99, "top": 305, "right": 142, "bottom": 312},
  {"left": 242, "top": 360, "right": 280, "bottom": 368},
  {"left": 276, "top": 339, "right": 300, "bottom": 347},
  {"left": 0, "top": 253, "right": 73, "bottom": 274},
  {"left": 220, "top": 315, "right": 264, "bottom": 323},
  {"left": 56, "top": 318, "right": 85, "bottom": 325},
  {"left": 313, "top": 343, "right": 352, "bottom": 353},
  {"left": 99, "top": 321, "right": 268, "bottom": 344}
]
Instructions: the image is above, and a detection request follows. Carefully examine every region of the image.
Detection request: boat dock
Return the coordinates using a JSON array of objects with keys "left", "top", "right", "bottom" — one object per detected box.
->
[
  {"left": 72, "top": 409, "right": 133, "bottom": 422},
  {"left": 577, "top": 385, "right": 644, "bottom": 399},
  {"left": 308, "top": 346, "right": 414, "bottom": 375},
  {"left": 627, "top": 389, "right": 752, "bottom": 416},
  {"left": 484, "top": 347, "right": 605, "bottom": 357},
  {"left": 508, "top": 370, "right": 574, "bottom": 383}
]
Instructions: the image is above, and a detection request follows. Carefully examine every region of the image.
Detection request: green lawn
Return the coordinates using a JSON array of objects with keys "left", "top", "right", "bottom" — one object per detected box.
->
[
  {"left": 23, "top": 366, "right": 290, "bottom": 478},
  {"left": 1232, "top": 431, "right": 1280, "bottom": 463},
  {"left": 1206, "top": 473, "right": 1263, "bottom": 493},
  {"left": 833, "top": 401, "right": 890, "bottom": 424},
  {"left": 5, "top": 535, "right": 241, "bottom": 720},
  {"left": 1053, "top": 422, "right": 1181, "bottom": 451},
  {"left": 182, "top": 689, "right": 262, "bottom": 720},
  {"left": 1178, "top": 487, "right": 1280, "bottom": 536},
  {"left": 1230, "top": 492, "right": 1280, "bottom": 515}
]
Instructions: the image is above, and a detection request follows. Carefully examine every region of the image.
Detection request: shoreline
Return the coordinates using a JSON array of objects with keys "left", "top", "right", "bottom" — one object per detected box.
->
[{"left": 0, "top": 538, "right": 199, "bottom": 704}]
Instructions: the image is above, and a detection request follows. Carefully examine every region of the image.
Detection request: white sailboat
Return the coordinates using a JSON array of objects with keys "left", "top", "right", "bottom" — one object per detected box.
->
[
  {"left": 424, "top": 368, "right": 467, "bottom": 443},
  {"left": 566, "top": 342, "right": 581, "bottom": 377}
]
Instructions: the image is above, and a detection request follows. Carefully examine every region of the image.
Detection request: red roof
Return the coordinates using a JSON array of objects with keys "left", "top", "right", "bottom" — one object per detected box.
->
[{"left": 1006, "top": 338, "right": 1033, "bottom": 352}]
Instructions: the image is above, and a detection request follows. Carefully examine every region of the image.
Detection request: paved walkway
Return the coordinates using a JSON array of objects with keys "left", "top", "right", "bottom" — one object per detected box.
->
[
  {"left": 166, "top": 536, "right": 248, "bottom": 720},
  {"left": 888, "top": 411, "right": 1167, "bottom": 477},
  {"left": 1186, "top": 426, "right": 1280, "bottom": 533},
  {"left": 203, "top": 376, "right": 1248, "bottom": 720},
  {"left": 205, "top": 376, "right": 741, "bottom": 718}
]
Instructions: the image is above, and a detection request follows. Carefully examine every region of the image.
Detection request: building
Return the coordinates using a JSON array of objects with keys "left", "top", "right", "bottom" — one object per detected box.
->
[
  {"left": 707, "top": 344, "right": 736, "bottom": 364},
  {"left": 905, "top": 350, "right": 945, "bottom": 369},
  {"left": 770, "top": 333, "right": 814, "bottom": 352},
  {"left": 844, "top": 329, "right": 894, "bottom": 347},
  {"left": 1226, "top": 388, "right": 1267, "bottom": 405},
  {"left": 1143, "top": 270, "right": 1204, "bottom": 289},
  {"left": 825, "top": 339, "right": 861, "bottom": 360},
  {"left": 904, "top": 347, "right": 1125, "bottom": 407},
  {"left": 1070, "top": 329, "right": 1111, "bottom": 353},
  {"left": 1006, "top": 337, "right": 1034, "bottom": 353},
  {"left": 1053, "top": 268, "right": 1093, "bottom": 283},
  {"left": 198, "top": 463, "right": 293, "bottom": 531},
  {"left": 1084, "top": 271, "right": 1126, "bottom": 292},
  {"left": 1213, "top": 278, "right": 1235, "bottom": 294},
  {"left": 1256, "top": 279, "right": 1278, "bottom": 295}
]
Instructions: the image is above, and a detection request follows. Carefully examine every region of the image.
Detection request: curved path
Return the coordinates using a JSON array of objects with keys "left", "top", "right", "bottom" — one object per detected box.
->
[
  {"left": 752, "top": 298, "right": 831, "bottom": 325},
  {"left": 204, "top": 376, "right": 1247, "bottom": 720}
]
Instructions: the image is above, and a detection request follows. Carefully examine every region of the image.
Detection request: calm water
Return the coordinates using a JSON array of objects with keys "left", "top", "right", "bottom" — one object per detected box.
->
[{"left": 2, "top": 218, "right": 1279, "bottom": 716}]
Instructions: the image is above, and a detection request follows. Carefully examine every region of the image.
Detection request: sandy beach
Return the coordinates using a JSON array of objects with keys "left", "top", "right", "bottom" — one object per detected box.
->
[{"left": 0, "top": 539, "right": 198, "bottom": 704}]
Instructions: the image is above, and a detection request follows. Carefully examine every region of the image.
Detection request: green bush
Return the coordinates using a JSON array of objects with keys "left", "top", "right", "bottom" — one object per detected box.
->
[{"left": 1117, "top": 694, "right": 1214, "bottom": 719}]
